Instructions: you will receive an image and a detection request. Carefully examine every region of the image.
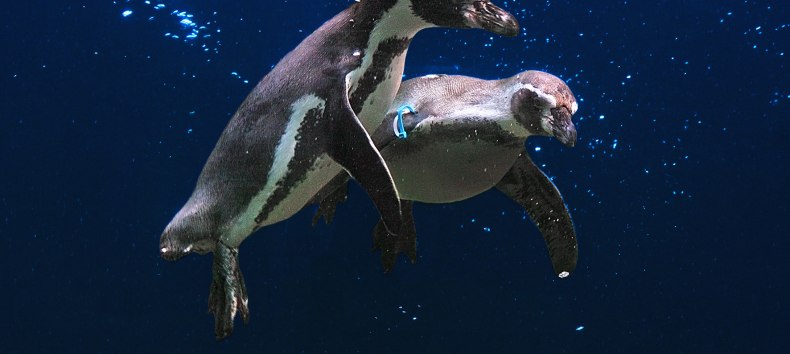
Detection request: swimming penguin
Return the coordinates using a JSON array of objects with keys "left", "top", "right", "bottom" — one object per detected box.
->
[
  {"left": 312, "top": 70, "right": 579, "bottom": 277},
  {"left": 159, "top": 0, "right": 519, "bottom": 339}
]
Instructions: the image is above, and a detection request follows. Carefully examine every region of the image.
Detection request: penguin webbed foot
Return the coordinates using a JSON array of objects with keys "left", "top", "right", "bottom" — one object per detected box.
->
[
  {"left": 208, "top": 242, "right": 249, "bottom": 340},
  {"left": 312, "top": 202, "right": 337, "bottom": 226},
  {"left": 372, "top": 201, "right": 417, "bottom": 272},
  {"left": 310, "top": 176, "right": 349, "bottom": 226},
  {"left": 327, "top": 91, "right": 409, "bottom": 270}
]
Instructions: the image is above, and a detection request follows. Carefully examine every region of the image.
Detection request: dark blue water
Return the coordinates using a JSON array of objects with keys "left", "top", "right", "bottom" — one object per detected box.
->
[{"left": 2, "top": 0, "right": 787, "bottom": 352}]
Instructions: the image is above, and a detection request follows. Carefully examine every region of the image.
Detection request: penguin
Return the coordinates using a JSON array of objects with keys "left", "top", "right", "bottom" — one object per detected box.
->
[
  {"left": 158, "top": 0, "right": 519, "bottom": 339},
  {"left": 311, "top": 70, "right": 579, "bottom": 278}
]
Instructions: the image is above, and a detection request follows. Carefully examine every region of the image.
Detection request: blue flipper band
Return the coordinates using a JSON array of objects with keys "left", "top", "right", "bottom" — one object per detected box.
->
[{"left": 395, "top": 105, "right": 414, "bottom": 139}]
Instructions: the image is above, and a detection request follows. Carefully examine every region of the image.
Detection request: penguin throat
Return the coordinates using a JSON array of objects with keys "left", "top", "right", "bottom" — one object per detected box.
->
[
  {"left": 347, "top": 0, "right": 430, "bottom": 131},
  {"left": 371, "top": 0, "right": 435, "bottom": 37}
]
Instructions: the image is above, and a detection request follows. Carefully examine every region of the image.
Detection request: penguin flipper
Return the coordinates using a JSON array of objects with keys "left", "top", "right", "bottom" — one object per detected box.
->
[
  {"left": 208, "top": 242, "right": 249, "bottom": 340},
  {"left": 495, "top": 151, "right": 578, "bottom": 277},
  {"left": 310, "top": 173, "right": 351, "bottom": 226},
  {"left": 372, "top": 200, "right": 417, "bottom": 270},
  {"left": 327, "top": 86, "right": 406, "bottom": 271},
  {"left": 370, "top": 109, "right": 429, "bottom": 149}
]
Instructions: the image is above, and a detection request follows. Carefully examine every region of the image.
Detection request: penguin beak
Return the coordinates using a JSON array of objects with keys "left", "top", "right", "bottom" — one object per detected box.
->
[
  {"left": 159, "top": 224, "right": 214, "bottom": 261},
  {"left": 553, "top": 120, "right": 577, "bottom": 147},
  {"left": 160, "top": 241, "right": 190, "bottom": 261},
  {"left": 547, "top": 105, "right": 577, "bottom": 147},
  {"left": 464, "top": 1, "right": 519, "bottom": 37},
  {"left": 160, "top": 237, "right": 215, "bottom": 261}
]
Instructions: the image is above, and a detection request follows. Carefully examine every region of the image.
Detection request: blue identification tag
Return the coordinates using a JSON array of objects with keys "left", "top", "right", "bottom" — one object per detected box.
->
[{"left": 393, "top": 105, "right": 415, "bottom": 139}]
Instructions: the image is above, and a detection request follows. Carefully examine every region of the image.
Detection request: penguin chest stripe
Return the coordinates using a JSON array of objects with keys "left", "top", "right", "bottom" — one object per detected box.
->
[
  {"left": 348, "top": 37, "right": 411, "bottom": 114},
  {"left": 253, "top": 96, "right": 327, "bottom": 225},
  {"left": 226, "top": 95, "right": 325, "bottom": 240},
  {"left": 268, "top": 95, "right": 326, "bottom": 188}
]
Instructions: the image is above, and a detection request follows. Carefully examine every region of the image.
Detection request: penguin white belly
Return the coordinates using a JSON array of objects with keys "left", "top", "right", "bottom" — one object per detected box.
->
[
  {"left": 224, "top": 155, "right": 343, "bottom": 246},
  {"left": 259, "top": 156, "right": 344, "bottom": 227},
  {"left": 384, "top": 141, "right": 522, "bottom": 203},
  {"left": 353, "top": 52, "right": 408, "bottom": 131}
]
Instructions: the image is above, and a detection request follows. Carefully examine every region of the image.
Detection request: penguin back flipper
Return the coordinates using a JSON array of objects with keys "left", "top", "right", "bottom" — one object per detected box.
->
[
  {"left": 372, "top": 200, "right": 417, "bottom": 271},
  {"left": 495, "top": 151, "right": 578, "bottom": 277},
  {"left": 326, "top": 87, "right": 407, "bottom": 270},
  {"left": 310, "top": 173, "right": 351, "bottom": 226}
]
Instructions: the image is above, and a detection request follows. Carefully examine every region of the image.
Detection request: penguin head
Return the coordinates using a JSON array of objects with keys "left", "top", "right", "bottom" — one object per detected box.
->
[
  {"left": 159, "top": 197, "right": 218, "bottom": 261},
  {"left": 511, "top": 71, "right": 578, "bottom": 147},
  {"left": 409, "top": 0, "right": 519, "bottom": 37}
]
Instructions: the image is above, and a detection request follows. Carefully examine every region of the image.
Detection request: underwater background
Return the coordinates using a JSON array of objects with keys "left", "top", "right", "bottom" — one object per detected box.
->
[{"left": 2, "top": 0, "right": 787, "bottom": 352}]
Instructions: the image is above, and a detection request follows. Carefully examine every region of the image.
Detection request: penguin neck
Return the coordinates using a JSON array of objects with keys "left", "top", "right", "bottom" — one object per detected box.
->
[
  {"left": 367, "top": 0, "right": 433, "bottom": 38},
  {"left": 347, "top": 0, "right": 433, "bottom": 131},
  {"left": 448, "top": 77, "right": 533, "bottom": 139}
]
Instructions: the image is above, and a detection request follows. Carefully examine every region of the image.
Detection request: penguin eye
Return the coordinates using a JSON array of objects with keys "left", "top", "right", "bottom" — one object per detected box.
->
[
  {"left": 521, "top": 85, "right": 557, "bottom": 109},
  {"left": 541, "top": 94, "right": 561, "bottom": 109},
  {"left": 550, "top": 106, "right": 572, "bottom": 123}
]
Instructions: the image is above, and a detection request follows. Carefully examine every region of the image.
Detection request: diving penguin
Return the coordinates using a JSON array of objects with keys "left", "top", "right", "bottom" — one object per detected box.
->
[
  {"left": 312, "top": 70, "right": 580, "bottom": 277},
  {"left": 159, "top": 0, "right": 519, "bottom": 339}
]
